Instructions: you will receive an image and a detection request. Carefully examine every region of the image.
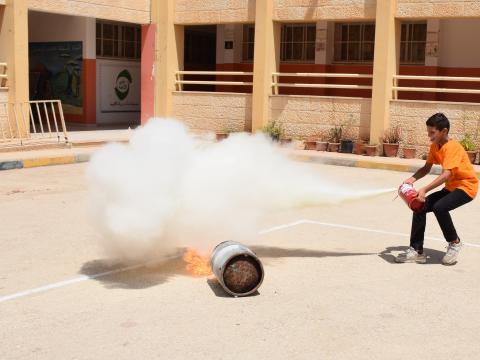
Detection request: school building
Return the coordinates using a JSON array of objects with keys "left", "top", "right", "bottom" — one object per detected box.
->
[{"left": 1, "top": 0, "right": 480, "bottom": 155}]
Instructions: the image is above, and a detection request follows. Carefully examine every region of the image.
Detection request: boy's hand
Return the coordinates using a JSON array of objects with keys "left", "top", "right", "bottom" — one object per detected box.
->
[
  {"left": 417, "top": 188, "right": 427, "bottom": 202},
  {"left": 403, "top": 177, "right": 416, "bottom": 185}
]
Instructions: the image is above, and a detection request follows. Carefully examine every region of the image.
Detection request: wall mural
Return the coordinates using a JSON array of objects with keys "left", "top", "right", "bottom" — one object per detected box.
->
[{"left": 29, "top": 41, "right": 83, "bottom": 115}]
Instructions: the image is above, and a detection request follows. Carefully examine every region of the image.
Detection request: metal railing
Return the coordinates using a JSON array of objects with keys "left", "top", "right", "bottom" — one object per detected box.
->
[
  {"left": 175, "top": 71, "right": 254, "bottom": 91},
  {"left": 0, "top": 100, "right": 69, "bottom": 146},
  {"left": 272, "top": 72, "right": 373, "bottom": 95},
  {"left": 392, "top": 74, "right": 480, "bottom": 99}
]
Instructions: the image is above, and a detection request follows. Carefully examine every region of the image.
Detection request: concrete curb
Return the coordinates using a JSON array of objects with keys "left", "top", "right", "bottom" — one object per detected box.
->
[
  {"left": 0, "top": 153, "right": 91, "bottom": 171},
  {"left": 1, "top": 149, "right": 480, "bottom": 179},
  {"left": 291, "top": 152, "right": 480, "bottom": 177}
]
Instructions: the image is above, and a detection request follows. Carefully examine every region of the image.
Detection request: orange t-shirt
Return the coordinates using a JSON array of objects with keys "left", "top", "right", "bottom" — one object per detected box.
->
[{"left": 427, "top": 139, "right": 478, "bottom": 198}]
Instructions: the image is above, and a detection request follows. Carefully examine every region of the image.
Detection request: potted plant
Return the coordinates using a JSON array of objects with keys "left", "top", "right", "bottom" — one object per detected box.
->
[
  {"left": 262, "top": 121, "right": 283, "bottom": 142},
  {"left": 216, "top": 132, "right": 229, "bottom": 141},
  {"left": 383, "top": 126, "right": 402, "bottom": 157},
  {"left": 304, "top": 136, "right": 318, "bottom": 151},
  {"left": 316, "top": 130, "right": 328, "bottom": 151},
  {"left": 364, "top": 143, "right": 377, "bottom": 156},
  {"left": 401, "top": 132, "right": 416, "bottom": 159},
  {"left": 293, "top": 137, "right": 306, "bottom": 150},
  {"left": 460, "top": 133, "right": 477, "bottom": 164},
  {"left": 340, "top": 139, "right": 353, "bottom": 153},
  {"left": 354, "top": 136, "right": 368, "bottom": 155},
  {"left": 339, "top": 115, "right": 354, "bottom": 153},
  {"left": 402, "top": 145, "right": 417, "bottom": 159},
  {"left": 327, "top": 124, "right": 342, "bottom": 152},
  {"left": 279, "top": 137, "right": 292, "bottom": 146}
]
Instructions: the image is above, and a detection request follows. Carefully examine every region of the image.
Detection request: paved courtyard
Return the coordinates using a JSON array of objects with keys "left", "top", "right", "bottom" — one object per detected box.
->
[{"left": 1, "top": 163, "right": 479, "bottom": 359}]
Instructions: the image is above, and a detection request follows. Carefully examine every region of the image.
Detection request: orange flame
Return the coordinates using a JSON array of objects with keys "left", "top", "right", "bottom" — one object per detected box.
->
[{"left": 183, "top": 248, "right": 212, "bottom": 276}]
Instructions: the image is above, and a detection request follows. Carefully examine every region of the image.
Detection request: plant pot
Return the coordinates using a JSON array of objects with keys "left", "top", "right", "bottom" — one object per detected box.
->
[
  {"left": 364, "top": 145, "right": 377, "bottom": 157},
  {"left": 340, "top": 139, "right": 353, "bottom": 153},
  {"left": 293, "top": 140, "right": 305, "bottom": 150},
  {"left": 467, "top": 151, "right": 477, "bottom": 164},
  {"left": 304, "top": 140, "right": 317, "bottom": 150},
  {"left": 328, "top": 142, "right": 340, "bottom": 152},
  {"left": 354, "top": 141, "right": 366, "bottom": 155},
  {"left": 279, "top": 138, "right": 292, "bottom": 146},
  {"left": 383, "top": 143, "right": 399, "bottom": 157},
  {"left": 216, "top": 133, "right": 229, "bottom": 141},
  {"left": 403, "top": 147, "right": 417, "bottom": 159},
  {"left": 316, "top": 141, "right": 328, "bottom": 151}
]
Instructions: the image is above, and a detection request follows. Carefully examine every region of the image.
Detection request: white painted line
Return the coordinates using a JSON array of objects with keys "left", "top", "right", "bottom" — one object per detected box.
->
[
  {"left": 299, "top": 219, "right": 480, "bottom": 248},
  {"left": 258, "top": 220, "right": 306, "bottom": 235},
  {"left": 0, "top": 263, "right": 145, "bottom": 304},
  {"left": 0, "top": 221, "right": 304, "bottom": 304},
  {"left": 2, "top": 219, "right": 478, "bottom": 304}
]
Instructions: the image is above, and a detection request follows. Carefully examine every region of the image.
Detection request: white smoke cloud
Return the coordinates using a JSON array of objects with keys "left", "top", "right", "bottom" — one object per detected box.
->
[{"left": 87, "top": 118, "right": 393, "bottom": 262}]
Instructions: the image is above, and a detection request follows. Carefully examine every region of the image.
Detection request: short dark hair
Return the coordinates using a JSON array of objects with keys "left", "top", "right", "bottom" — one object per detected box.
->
[{"left": 426, "top": 113, "right": 450, "bottom": 132}]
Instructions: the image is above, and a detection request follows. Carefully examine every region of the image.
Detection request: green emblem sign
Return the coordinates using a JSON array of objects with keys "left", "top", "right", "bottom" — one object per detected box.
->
[{"left": 115, "top": 69, "right": 132, "bottom": 101}]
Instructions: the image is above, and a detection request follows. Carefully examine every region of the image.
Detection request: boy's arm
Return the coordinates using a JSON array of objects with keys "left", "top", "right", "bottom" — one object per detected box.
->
[
  {"left": 404, "top": 162, "right": 433, "bottom": 184},
  {"left": 417, "top": 169, "right": 451, "bottom": 202}
]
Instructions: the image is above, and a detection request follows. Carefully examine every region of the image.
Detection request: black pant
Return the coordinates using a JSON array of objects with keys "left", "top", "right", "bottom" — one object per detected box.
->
[{"left": 410, "top": 188, "right": 473, "bottom": 251}]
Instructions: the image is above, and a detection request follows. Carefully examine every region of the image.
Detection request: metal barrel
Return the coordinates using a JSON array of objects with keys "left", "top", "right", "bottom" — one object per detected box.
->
[{"left": 210, "top": 241, "right": 264, "bottom": 297}]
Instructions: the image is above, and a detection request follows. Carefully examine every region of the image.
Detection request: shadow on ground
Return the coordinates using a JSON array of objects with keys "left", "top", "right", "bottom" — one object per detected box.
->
[
  {"left": 79, "top": 254, "right": 188, "bottom": 290},
  {"left": 379, "top": 246, "right": 445, "bottom": 265},
  {"left": 80, "top": 246, "right": 376, "bottom": 291},
  {"left": 206, "top": 278, "right": 261, "bottom": 298},
  {"left": 250, "top": 246, "right": 374, "bottom": 259},
  {"left": 207, "top": 246, "right": 375, "bottom": 297}
]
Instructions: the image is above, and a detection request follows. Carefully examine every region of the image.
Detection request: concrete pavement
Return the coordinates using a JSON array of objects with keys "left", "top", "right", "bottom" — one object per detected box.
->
[{"left": 1, "top": 163, "right": 479, "bottom": 359}]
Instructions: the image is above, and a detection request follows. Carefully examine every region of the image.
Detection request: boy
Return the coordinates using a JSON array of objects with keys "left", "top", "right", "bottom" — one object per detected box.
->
[{"left": 395, "top": 113, "right": 478, "bottom": 265}]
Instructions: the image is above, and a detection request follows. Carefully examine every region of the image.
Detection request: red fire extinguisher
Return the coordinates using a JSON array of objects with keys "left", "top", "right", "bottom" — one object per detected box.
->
[{"left": 398, "top": 183, "right": 425, "bottom": 213}]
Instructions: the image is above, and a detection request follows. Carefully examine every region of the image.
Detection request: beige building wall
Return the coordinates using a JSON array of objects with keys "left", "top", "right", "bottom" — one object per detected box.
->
[
  {"left": 270, "top": 96, "right": 371, "bottom": 140},
  {"left": 390, "top": 100, "right": 480, "bottom": 157},
  {"left": 175, "top": 0, "right": 255, "bottom": 24},
  {"left": 397, "top": 0, "right": 480, "bottom": 18},
  {"left": 27, "top": 0, "right": 151, "bottom": 24},
  {"left": 0, "top": 89, "right": 7, "bottom": 103},
  {"left": 438, "top": 19, "right": 480, "bottom": 68},
  {"left": 216, "top": 24, "right": 245, "bottom": 64},
  {"left": 172, "top": 92, "right": 252, "bottom": 132},
  {"left": 274, "top": 0, "right": 376, "bottom": 21},
  {"left": 29, "top": 11, "right": 96, "bottom": 59}
]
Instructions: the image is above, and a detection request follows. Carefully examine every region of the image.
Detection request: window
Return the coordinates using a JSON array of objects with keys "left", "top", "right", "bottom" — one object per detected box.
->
[
  {"left": 96, "top": 21, "right": 141, "bottom": 60},
  {"left": 334, "top": 21, "right": 427, "bottom": 64},
  {"left": 334, "top": 23, "right": 375, "bottom": 63},
  {"left": 281, "top": 24, "right": 316, "bottom": 62},
  {"left": 242, "top": 25, "right": 255, "bottom": 62},
  {"left": 400, "top": 22, "right": 427, "bottom": 64}
]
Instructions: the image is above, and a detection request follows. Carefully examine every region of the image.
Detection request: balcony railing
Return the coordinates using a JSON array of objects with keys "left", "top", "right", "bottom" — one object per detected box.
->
[
  {"left": 272, "top": 72, "right": 373, "bottom": 95},
  {"left": 393, "top": 75, "right": 480, "bottom": 99},
  {"left": 175, "top": 71, "right": 254, "bottom": 91}
]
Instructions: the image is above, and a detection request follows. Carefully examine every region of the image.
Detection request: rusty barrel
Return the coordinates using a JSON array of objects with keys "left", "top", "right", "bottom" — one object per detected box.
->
[{"left": 210, "top": 241, "right": 264, "bottom": 297}]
